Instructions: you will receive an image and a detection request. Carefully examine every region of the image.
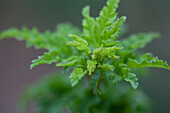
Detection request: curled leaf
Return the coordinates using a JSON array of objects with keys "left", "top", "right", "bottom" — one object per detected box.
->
[
  {"left": 69, "top": 68, "right": 87, "bottom": 87},
  {"left": 67, "top": 34, "right": 91, "bottom": 55},
  {"left": 87, "top": 60, "right": 97, "bottom": 75}
]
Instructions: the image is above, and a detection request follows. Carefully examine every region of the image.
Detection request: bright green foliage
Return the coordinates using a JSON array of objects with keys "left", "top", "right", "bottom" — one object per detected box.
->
[
  {"left": 98, "top": 63, "right": 115, "bottom": 71},
  {"left": 110, "top": 73, "right": 122, "bottom": 85},
  {"left": 124, "top": 73, "right": 139, "bottom": 89},
  {"left": 0, "top": 0, "right": 169, "bottom": 94},
  {"left": 120, "top": 32, "right": 160, "bottom": 53},
  {"left": 87, "top": 60, "right": 97, "bottom": 75},
  {"left": 56, "top": 56, "right": 79, "bottom": 67},
  {"left": 127, "top": 53, "right": 170, "bottom": 71},
  {"left": 0, "top": 23, "right": 81, "bottom": 67},
  {"left": 0, "top": 23, "right": 80, "bottom": 51},
  {"left": 30, "top": 51, "right": 59, "bottom": 69},
  {"left": 20, "top": 73, "right": 150, "bottom": 113},
  {"left": 69, "top": 68, "right": 87, "bottom": 87},
  {"left": 67, "top": 34, "right": 91, "bottom": 55}
]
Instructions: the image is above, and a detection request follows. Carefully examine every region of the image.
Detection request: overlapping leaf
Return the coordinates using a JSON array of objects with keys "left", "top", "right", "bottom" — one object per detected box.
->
[
  {"left": 0, "top": 0, "right": 169, "bottom": 94},
  {"left": 0, "top": 23, "right": 81, "bottom": 52},
  {"left": 67, "top": 34, "right": 91, "bottom": 55},
  {"left": 87, "top": 60, "right": 97, "bottom": 75}
]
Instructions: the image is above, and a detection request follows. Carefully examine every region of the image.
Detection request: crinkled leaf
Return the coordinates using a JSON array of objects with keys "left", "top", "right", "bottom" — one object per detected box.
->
[
  {"left": 31, "top": 51, "right": 59, "bottom": 69},
  {"left": 103, "top": 46, "right": 122, "bottom": 59},
  {"left": 0, "top": 23, "right": 81, "bottom": 52},
  {"left": 118, "top": 64, "right": 138, "bottom": 87},
  {"left": 82, "top": 6, "right": 96, "bottom": 46},
  {"left": 101, "top": 39, "right": 119, "bottom": 47},
  {"left": 56, "top": 56, "right": 79, "bottom": 67},
  {"left": 82, "top": 0, "right": 126, "bottom": 48},
  {"left": 69, "top": 68, "right": 87, "bottom": 87},
  {"left": 98, "top": 63, "right": 115, "bottom": 71},
  {"left": 113, "top": 61, "right": 139, "bottom": 89},
  {"left": 98, "top": 0, "right": 119, "bottom": 27},
  {"left": 124, "top": 73, "right": 139, "bottom": 89},
  {"left": 92, "top": 44, "right": 122, "bottom": 60},
  {"left": 101, "top": 16, "right": 126, "bottom": 40},
  {"left": 92, "top": 45, "right": 104, "bottom": 61},
  {"left": 95, "top": 0, "right": 120, "bottom": 41},
  {"left": 120, "top": 32, "right": 160, "bottom": 52},
  {"left": 1, "top": 0, "right": 169, "bottom": 92},
  {"left": 127, "top": 53, "right": 170, "bottom": 71},
  {"left": 87, "top": 60, "right": 97, "bottom": 75},
  {"left": 67, "top": 34, "right": 91, "bottom": 55},
  {"left": 110, "top": 74, "right": 122, "bottom": 85}
]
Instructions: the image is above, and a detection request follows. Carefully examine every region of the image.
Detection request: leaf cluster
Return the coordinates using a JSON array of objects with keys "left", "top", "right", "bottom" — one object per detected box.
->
[{"left": 0, "top": 0, "right": 169, "bottom": 94}]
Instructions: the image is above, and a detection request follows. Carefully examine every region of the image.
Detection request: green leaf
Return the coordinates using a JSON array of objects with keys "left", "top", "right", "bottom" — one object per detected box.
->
[
  {"left": 120, "top": 32, "right": 160, "bottom": 52},
  {"left": 95, "top": 0, "right": 119, "bottom": 41},
  {"left": 112, "top": 61, "right": 139, "bottom": 89},
  {"left": 69, "top": 68, "right": 87, "bottom": 87},
  {"left": 103, "top": 46, "right": 122, "bottom": 59},
  {"left": 1, "top": 0, "right": 169, "bottom": 92},
  {"left": 0, "top": 27, "right": 46, "bottom": 49},
  {"left": 56, "top": 56, "right": 79, "bottom": 67},
  {"left": 127, "top": 53, "right": 170, "bottom": 71},
  {"left": 92, "top": 45, "right": 104, "bottom": 61},
  {"left": 98, "top": 63, "right": 115, "bottom": 71},
  {"left": 67, "top": 34, "right": 91, "bottom": 55},
  {"left": 110, "top": 74, "right": 122, "bottom": 85},
  {"left": 0, "top": 23, "right": 81, "bottom": 58},
  {"left": 124, "top": 73, "right": 139, "bottom": 89},
  {"left": 101, "top": 16, "right": 126, "bottom": 40},
  {"left": 81, "top": 0, "right": 126, "bottom": 48},
  {"left": 101, "top": 39, "right": 119, "bottom": 47},
  {"left": 87, "top": 60, "right": 97, "bottom": 75},
  {"left": 82, "top": 6, "right": 96, "bottom": 46},
  {"left": 98, "top": 0, "right": 119, "bottom": 25},
  {"left": 30, "top": 51, "right": 59, "bottom": 69}
]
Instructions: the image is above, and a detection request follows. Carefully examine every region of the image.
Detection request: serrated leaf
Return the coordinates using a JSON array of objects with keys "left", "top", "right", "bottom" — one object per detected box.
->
[
  {"left": 101, "top": 39, "right": 119, "bottom": 47},
  {"left": 82, "top": 6, "right": 96, "bottom": 46},
  {"left": 92, "top": 45, "right": 104, "bottom": 61},
  {"left": 98, "top": 63, "right": 115, "bottom": 71},
  {"left": 1, "top": 0, "right": 169, "bottom": 92},
  {"left": 56, "top": 56, "right": 79, "bottom": 68},
  {"left": 113, "top": 61, "right": 139, "bottom": 88},
  {"left": 0, "top": 23, "right": 81, "bottom": 57},
  {"left": 30, "top": 51, "right": 59, "bottom": 69},
  {"left": 103, "top": 46, "right": 122, "bottom": 59},
  {"left": 98, "top": 0, "right": 119, "bottom": 24},
  {"left": 69, "top": 68, "right": 87, "bottom": 87},
  {"left": 124, "top": 73, "right": 139, "bottom": 89},
  {"left": 95, "top": 0, "right": 119, "bottom": 41},
  {"left": 104, "top": 71, "right": 122, "bottom": 85},
  {"left": 111, "top": 74, "right": 122, "bottom": 85},
  {"left": 67, "top": 34, "right": 91, "bottom": 55},
  {"left": 102, "top": 16, "right": 126, "bottom": 40},
  {"left": 120, "top": 32, "right": 160, "bottom": 52},
  {"left": 87, "top": 60, "right": 97, "bottom": 75},
  {"left": 127, "top": 53, "right": 170, "bottom": 71}
]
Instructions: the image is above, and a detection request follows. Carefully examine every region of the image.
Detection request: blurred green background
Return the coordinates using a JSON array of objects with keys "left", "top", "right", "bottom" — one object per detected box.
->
[{"left": 0, "top": 0, "right": 170, "bottom": 113}]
